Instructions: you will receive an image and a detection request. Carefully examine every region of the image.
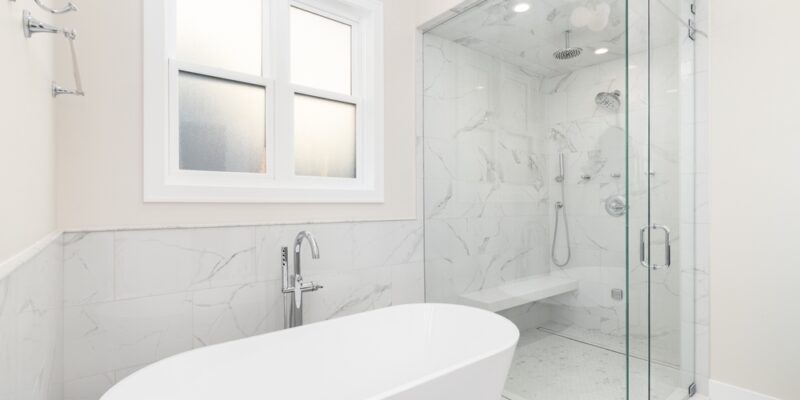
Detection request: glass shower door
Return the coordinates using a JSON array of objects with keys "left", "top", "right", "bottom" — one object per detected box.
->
[{"left": 627, "top": 0, "right": 696, "bottom": 398}]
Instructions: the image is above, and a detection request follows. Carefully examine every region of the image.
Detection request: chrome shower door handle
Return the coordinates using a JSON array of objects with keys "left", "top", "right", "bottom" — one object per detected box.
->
[
  {"left": 639, "top": 225, "right": 649, "bottom": 268},
  {"left": 639, "top": 224, "right": 672, "bottom": 270},
  {"left": 651, "top": 224, "right": 671, "bottom": 270}
]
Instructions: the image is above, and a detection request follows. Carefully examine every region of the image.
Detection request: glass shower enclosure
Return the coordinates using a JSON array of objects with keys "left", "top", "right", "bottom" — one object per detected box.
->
[{"left": 421, "top": 0, "right": 697, "bottom": 399}]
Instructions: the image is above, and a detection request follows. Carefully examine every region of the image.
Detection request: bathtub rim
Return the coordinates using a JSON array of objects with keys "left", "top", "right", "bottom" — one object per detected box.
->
[{"left": 103, "top": 303, "right": 520, "bottom": 400}]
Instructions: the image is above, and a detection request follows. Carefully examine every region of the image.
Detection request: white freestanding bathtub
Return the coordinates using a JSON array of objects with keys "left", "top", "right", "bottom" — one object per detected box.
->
[{"left": 101, "top": 303, "right": 519, "bottom": 400}]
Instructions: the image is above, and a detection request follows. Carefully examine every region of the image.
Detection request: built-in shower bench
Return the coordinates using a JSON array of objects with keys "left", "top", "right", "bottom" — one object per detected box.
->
[{"left": 459, "top": 275, "right": 578, "bottom": 312}]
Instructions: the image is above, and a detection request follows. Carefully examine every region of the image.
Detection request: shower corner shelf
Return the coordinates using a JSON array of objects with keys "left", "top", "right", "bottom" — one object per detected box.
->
[{"left": 459, "top": 275, "right": 578, "bottom": 313}]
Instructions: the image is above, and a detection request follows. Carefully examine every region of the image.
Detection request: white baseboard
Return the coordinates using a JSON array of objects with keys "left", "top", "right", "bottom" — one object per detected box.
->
[{"left": 710, "top": 380, "right": 780, "bottom": 400}]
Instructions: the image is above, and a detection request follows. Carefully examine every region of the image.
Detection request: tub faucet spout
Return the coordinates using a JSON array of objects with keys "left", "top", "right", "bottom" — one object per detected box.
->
[{"left": 281, "top": 231, "right": 323, "bottom": 328}]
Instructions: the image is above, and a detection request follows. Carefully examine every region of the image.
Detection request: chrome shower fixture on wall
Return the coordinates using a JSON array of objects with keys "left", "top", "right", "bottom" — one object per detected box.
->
[
  {"left": 553, "top": 30, "right": 583, "bottom": 60},
  {"left": 595, "top": 90, "right": 621, "bottom": 112},
  {"left": 20, "top": 9, "right": 84, "bottom": 97}
]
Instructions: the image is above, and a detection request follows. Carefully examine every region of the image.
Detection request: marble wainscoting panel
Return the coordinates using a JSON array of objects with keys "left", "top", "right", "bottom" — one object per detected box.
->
[
  {"left": 63, "top": 219, "right": 425, "bottom": 400},
  {"left": 63, "top": 292, "right": 193, "bottom": 382},
  {"left": 0, "top": 277, "right": 15, "bottom": 400},
  {"left": 191, "top": 281, "right": 283, "bottom": 348},
  {"left": 352, "top": 220, "right": 424, "bottom": 269},
  {"left": 0, "top": 237, "right": 64, "bottom": 400},
  {"left": 63, "top": 232, "right": 114, "bottom": 306},
  {"left": 115, "top": 227, "right": 258, "bottom": 300}
]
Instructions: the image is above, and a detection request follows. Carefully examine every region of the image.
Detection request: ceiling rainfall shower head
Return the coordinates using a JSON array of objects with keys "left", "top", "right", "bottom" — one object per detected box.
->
[
  {"left": 553, "top": 30, "right": 583, "bottom": 60},
  {"left": 595, "top": 90, "right": 621, "bottom": 112}
]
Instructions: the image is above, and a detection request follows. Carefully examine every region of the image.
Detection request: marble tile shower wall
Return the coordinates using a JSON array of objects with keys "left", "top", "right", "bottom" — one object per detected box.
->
[
  {"left": 0, "top": 239, "right": 64, "bottom": 400},
  {"left": 61, "top": 221, "right": 423, "bottom": 400},
  {"left": 422, "top": 35, "right": 551, "bottom": 305},
  {"left": 543, "top": 43, "right": 688, "bottom": 368},
  {"left": 541, "top": 55, "right": 629, "bottom": 344}
]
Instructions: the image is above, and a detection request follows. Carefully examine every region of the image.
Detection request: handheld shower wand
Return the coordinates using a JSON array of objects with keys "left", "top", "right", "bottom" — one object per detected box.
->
[{"left": 551, "top": 153, "right": 571, "bottom": 267}]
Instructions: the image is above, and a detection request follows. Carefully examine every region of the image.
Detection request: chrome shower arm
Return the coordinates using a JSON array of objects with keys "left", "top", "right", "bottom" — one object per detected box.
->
[{"left": 34, "top": 0, "right": 78, "bottom": 14}]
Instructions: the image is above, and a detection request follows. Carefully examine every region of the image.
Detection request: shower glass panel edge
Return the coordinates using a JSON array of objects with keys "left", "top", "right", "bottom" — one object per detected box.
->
[{"left": 630, "top": 0, "right": 697, "bottom": 398}]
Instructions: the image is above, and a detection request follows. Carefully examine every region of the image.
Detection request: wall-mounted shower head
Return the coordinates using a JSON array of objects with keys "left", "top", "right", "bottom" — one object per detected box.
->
[
  {"left": 595, "top": 90, "right": 621, "bottom": 112},
  {"left": 553, "top": 30, "right": 583, "bottom": 60}
]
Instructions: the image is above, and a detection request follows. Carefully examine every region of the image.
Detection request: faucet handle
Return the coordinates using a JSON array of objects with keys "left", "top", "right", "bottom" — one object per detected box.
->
[{"left": 294, "top": 275, "right": 303, "bottom": 309}]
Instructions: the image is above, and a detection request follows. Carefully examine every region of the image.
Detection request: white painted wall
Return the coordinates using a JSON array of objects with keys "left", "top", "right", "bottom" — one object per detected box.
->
[
  {"left": 417, "top": 0, "right": 477, "bottom": 28},
  {"left": 709, "top": 1, "right": 800, "bottom": 399},
  {"left": 54, "top": 0, "right": 418, "bottom": 231},
  {"left": 0, "top": 3, "right": 57, "bottom": 263},
  {"left": 416, "top": 0, "right": 463, "bottom": 26}
]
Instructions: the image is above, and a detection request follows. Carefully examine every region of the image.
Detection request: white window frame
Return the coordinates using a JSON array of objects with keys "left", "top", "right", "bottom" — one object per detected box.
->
[{"left": 143, "top": 0, "right": 384, "bottom": 203}]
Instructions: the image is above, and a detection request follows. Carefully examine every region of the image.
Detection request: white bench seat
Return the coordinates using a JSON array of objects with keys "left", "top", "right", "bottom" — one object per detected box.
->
[{"left": 459, "top": 275, "right": 578, "bottom": 312}]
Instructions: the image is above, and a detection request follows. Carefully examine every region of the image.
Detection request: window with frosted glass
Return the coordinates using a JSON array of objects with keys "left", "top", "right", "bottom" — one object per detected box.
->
[
  {"left": 148, "top": 0, "right": 382, "bottom": 202},
  {"left": 178, "top": 72, "right": 267, "bottom": 173},
  {"left": 176, "top": 0, "right": 262, "bottom": 75},
  {"left": 291, "top": 7, "right": 357, "bottom": 178},
  {"left": 294, "top": 94, "right": 356, "bottom": 178},
  {"left": 290, "top": 7, "right": 352, "bottom": 94}
]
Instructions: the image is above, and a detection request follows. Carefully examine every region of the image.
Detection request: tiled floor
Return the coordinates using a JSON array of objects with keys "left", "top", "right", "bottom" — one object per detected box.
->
[
  {"left": 538, "top": 321, "right": 681, "bottom": 369},
  {"left": 503, "top": 329, "right": 687, "bottom": 400}
]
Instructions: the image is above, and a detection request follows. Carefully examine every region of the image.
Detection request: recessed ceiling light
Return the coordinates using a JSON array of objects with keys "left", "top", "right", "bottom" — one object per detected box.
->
[
  {"left": 513, "top": 3, "right": 531, "bottom": 13},
  {"left": 595, "top": 47, "right": 609, "bottom": 55}
]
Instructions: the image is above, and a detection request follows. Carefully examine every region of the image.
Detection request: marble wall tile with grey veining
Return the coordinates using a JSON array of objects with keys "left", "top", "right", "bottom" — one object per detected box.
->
[
  {"left": 353, "top": 221, "right": 423, "bottom": 270},
  {"left": 302, "top": 267, "right": 392, "bottom": 323},
  {"left": 0, "top": 240, "right": 65, "bottom": 400},
  {"left": 64, "top": 232, "right": 114, "bottom": 306},
  {"left": 63, "top": 293, "right": 193, "bottom": 381},
  {"left": 64, "top": 373, "right": 115, "bottom": 400},
  {"left": 14, "top": 240, "right": 64, "bottom": 400},
  {"left": 191, "top": 281, "right": 282, "bottom": 348},
  {"left": 0, "top": 276, "right": 15, "bottom": 400},
  {"left": 115, "top": 227, "right": 256, "bottom": 300},
  {"left": 390, "top": 262, "right": 425, "bottom": 305}
]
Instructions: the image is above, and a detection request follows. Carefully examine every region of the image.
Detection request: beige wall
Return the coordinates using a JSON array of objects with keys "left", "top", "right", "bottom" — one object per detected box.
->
[
  {"left": 416, "top": 0, "right": 465, "bottom": 26},
  {"left": 0, "top": 4, "right": 57, "bottom": 262},
  {"left": 709, "top": 1, "right": 800, "bottom": 398},
  {"left": 54, "top": 0, "right": 419, "bottom": 231}
]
